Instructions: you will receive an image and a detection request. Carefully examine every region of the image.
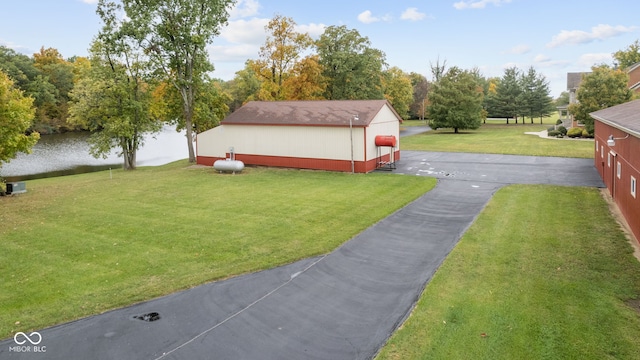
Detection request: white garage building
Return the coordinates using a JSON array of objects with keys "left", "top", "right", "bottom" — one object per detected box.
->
[{"left": 196, "top": 100, "right": 402, "bottom": 173}]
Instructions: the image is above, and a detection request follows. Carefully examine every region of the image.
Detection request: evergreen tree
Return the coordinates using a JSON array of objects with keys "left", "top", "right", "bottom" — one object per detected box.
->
[{"left": 493, "top": 67, "right": 524, "bottom": 124}]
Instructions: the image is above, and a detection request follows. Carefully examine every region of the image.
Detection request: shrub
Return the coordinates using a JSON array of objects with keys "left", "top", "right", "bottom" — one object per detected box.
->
[
  {"left": 548, "top": 130, "right": 561, "bottom": 137},
  {"left": 548, "top": 126, "right": 555, "bottom": 132},
  {"left": 556, "top": 119, "right": 563, "bottom": 125},
  {"left": 567, "top": 127, "right": 583, "bottom": 138},
  {"left": 557, "top": 126, "right": 567, "bottom": 135},
  {"left": 582, "top": 129, "right": 593, "bottom": 138}
]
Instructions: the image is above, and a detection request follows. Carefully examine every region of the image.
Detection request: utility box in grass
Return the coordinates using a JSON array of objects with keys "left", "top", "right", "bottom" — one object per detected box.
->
[{"left": 6, "top": 182, "right": 26, "bottom": 195}]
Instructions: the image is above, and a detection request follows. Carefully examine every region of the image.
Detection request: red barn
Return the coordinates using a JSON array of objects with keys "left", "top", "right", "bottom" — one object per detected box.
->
[{"left": 591, "top": 99, "right": 640, "bottom": 243}]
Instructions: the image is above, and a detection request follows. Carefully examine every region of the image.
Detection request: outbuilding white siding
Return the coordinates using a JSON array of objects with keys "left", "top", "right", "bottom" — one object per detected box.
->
[{"left": 196, "top": 100, "right": 402, "bottom": 173}]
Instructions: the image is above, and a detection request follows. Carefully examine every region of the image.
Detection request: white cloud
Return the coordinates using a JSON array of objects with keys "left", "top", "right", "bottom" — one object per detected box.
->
[
  {"left": 229, "top": 0, "right": 260, "bottom": 19},
  {"left": 358, "top": 10, "right": 379, "bottom": 24},
  {"left": 401, "top": 8, "right": 426, "bottom": 21},
  {"left": 532, "top": 54, "right": 570, "bottom": 68},
  {"left": 547, "top": 24, "right": 638, "bottom": 48},
  {"left": 0, "top": 39, "right": 31, "bottom": 54},
  {"left": 578, "top": 53, "right": 613, "bottom": 68},
  {"left": 80, "top": 0, "right": 98, "bottom": 4},
  {"left": 453, "top": 0, "right": 512, "bottom": 10},
  {"left": 209, "top": 44, "right": 259, "bottom": 62},
  {"left": 534, "top": 54, "right": 551, "bottom": 63},
  {"left": 505, "top": 44, "right": 531, "bottom": 55},
  {"left": 220, "top": 18, "right": 269, "bottom": 44},
  {"left": 357, "top": 10, "right": 392, "bottom": 24},
  {"left": 296, "top": 23, "right": 327, "bottom": 39}
]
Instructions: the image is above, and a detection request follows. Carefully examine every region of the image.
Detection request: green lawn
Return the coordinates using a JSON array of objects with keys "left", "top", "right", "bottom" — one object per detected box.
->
[
  {"left": 0, "top": 162, "right": 436, "bottom": 339},
  {"left": 401, "top": 123, "right": 594, "bottom": 158},
  {"left": 377, "top": 185, "right": 640, "bottom": 359},
  {"left": 2, "top": 119, "right": 633, "bottom": 358}
]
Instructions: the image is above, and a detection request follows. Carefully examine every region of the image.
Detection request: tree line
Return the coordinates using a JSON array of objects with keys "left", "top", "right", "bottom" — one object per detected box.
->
[{"left": 2, "top": 0, "right": 640, "bottom": 172}]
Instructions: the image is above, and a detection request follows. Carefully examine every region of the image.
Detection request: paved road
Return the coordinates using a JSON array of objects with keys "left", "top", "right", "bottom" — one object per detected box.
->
[{"left": 0, "top": 152, "right": 604, "bottom": 360}]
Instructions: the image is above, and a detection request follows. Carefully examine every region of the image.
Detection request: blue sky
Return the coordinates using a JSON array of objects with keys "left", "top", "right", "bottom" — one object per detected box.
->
[{"left": 1, "top": 0, "right": 639, "bottom": 97}]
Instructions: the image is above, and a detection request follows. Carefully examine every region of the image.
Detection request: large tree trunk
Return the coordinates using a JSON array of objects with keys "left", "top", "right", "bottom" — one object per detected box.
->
[
  {"left": 183, "top": 101, "right": 196, "bottom": 163},
  {"left": 121, "top": 136, "right": 137, "bottom": 170}
]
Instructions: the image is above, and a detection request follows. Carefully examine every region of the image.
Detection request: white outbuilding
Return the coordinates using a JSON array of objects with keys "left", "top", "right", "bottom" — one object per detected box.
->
[{"left": 196, "top": 100, "right": 402, "bottom": 173}]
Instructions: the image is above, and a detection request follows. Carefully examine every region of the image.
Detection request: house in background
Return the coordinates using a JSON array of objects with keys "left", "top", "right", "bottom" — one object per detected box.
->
[
  {"left": 196, "top": 100, "right": 402, "bottom": 173},
  {"left": 627, "top": 62, "right": 640, "bottom": 92},
  {"left": 563, "top": 72, "right": 591, "bottom": 127},
  {"left": 591, "top": 99, "right": 640, "bottom": 243}
]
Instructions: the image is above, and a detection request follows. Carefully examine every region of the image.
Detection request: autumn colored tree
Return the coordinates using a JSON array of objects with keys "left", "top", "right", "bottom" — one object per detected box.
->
[
  {"left": 408, "top": 72, "right": 429, "bottom": 120},
  {"left": 0, "top": 46, "right": 68, "bottom": 133},
  {"left": 282, "top": 55, "right": 327, "bottom": 100},
  {"left": 382, "top": 67, "right": 413, "bottom": 119},
  {"left": 150, "top": 77, "right": 230, "bottom": 133},
  {"left": 32, "top": 47, "right": 76, "bottom": 131},
  {"left": 252, "top": 14, "right": 313, "bottom": 100},
  {"left": 0, "top": 71, "right": 39, "bottom": 170},
  {"left": 568, "top": 65, "right": 633, "bottom": 134},
  {"left": 427, "top": 67, "right": 484, "bottom": 133}
]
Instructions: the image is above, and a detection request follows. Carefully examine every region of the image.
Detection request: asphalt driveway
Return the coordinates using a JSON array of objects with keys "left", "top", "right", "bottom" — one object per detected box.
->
[{"left": 0, "top": 152, "right": 604, "bottom": 360}]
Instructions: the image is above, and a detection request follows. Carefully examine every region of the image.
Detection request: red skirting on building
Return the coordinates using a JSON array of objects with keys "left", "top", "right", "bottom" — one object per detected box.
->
[{"left": 197, "top": 150, "right": 400, "bottom": 174}]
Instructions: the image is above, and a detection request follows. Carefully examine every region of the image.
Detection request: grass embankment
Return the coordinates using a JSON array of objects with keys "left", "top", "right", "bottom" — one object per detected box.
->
[
  {"left": 378, "top": 185, "right": 640, "bottom": 359},
  {"left": 0, "top": 162, "right": 436, "bottom": 339},
  {"left": 401, "top": 122, "right": 594, "bottom": 158}
]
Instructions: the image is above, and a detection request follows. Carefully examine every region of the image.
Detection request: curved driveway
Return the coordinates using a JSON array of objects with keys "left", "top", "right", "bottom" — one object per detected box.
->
[{"left": 0, "top": 151, "right": 604, "bottom": 360}]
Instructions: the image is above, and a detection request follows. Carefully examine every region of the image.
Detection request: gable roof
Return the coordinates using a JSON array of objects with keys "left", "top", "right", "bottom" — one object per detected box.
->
[
  {"left": 627, "top": 62, "right": 640, "bottom": 73},
  {"left": 590, "top": 99, "right": 640, "bottom": 138},
  {"left": 221, "top": 100, "right": 402, "bottom": 127},
  {"left": 567, "top": 72, "right": 590, "bottom": 91}
]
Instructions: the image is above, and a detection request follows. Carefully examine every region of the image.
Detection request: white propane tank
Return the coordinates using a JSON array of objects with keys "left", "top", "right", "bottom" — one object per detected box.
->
[
  {"left": 213, "top": 146, "right": 244, "bottom": 173},
  {"left": 213, "top": 159, "right": 245, "bottom": 173}
]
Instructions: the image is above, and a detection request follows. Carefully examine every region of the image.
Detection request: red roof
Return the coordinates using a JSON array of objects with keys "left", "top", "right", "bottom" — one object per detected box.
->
[{"left": 221, "top": 100, "right": 402, "bottom": 127}]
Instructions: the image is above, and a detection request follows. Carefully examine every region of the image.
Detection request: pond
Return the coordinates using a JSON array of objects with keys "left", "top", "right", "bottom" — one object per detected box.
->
[{"left": 1, "top": 125, "right": 193, "bottom": 181}]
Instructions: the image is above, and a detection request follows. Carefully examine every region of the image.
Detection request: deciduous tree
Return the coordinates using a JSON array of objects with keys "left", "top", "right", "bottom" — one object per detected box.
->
[
  {"left": 427, "top": 66, "right": 484, "bottom": 133},
  {"left": 568, "top": 65, "right": 633, "bottom": 134},
  {"left": 151, "top": 76, "right": 230, "bottom": 133},
  {"left": 613, "top": 39, "right": 640, "bottom": 69},
  {"left": 382, "top": 67, "right": 413, "bottom": 119},
  {"left": 68, "top": 1, "right": 160, "bottom": 170},
  {"left": 32, "top": 47, "right": 76, "bottom": 131},
  {"left": 0, "top": 71, "right": 39, "bottom": 168},
  {"left": 226, "top": 60, "right": 261, "bottom": 111},
  {"left": 252, "top": 14, "right": 313, "bottom": 100},
  {"left": 120, "top": 0, "right": 236, "bottom": 162},
  {"left": 316, "top": 25, "right": 386, "bottom": 100},
  {"left": 282, "top": 55, "right": 327, "bottom": 100},
  {"left": 408, "top": 72, "right": 429, "bottom": 120}
]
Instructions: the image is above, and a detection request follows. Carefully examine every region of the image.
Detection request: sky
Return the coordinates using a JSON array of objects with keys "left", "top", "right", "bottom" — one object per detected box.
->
[{"left": 1, "top": 0, "right": 639, "bottom": 97}]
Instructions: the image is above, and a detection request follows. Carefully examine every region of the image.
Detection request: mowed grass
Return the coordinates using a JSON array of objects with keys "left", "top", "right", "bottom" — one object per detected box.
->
[
  {"left": 377, "top": 185, "right": 640, "bottom": 359},
  {"left": 0, "top": 162, "right": 436, "bottom": 339},
  {"left": 401, "top": 123, "right": 594, "bottom": 158}
]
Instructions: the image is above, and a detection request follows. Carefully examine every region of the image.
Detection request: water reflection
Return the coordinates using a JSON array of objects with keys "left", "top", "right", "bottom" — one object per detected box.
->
[{"left": 1, "top": 125, "right": 192, "bottom": 181}]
